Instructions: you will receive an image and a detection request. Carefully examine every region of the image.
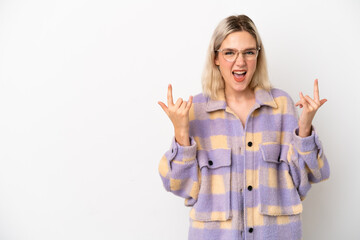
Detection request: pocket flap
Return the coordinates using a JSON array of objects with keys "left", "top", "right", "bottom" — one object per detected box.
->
[
  {"left": 198, "top": 149, "right": 231, "bottom": 169},
  {"left": 260, "top": 144, "right": 281, "bottom": 163}
]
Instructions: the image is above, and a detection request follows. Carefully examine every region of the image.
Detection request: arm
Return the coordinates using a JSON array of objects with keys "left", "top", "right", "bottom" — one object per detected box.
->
[
  {"left": 158, "top": 137, "right": 200, "bottom": 206},
  {"left": 158, "top": 84, "right": 199, "bottom": 206},
  {"left": 287, "top": 79, "right": 330, "bottom": 199},
  {"left": 288, "top": 127, "right": 330, "bottom": 200}
]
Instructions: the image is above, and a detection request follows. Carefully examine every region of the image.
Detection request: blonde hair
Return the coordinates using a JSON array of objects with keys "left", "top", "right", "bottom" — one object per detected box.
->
[{"left": 202, "top": 15, "right": 271, "bottom": 99}]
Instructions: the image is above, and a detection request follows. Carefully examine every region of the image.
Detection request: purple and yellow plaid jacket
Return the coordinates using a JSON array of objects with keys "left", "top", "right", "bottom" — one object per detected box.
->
[{"left": 159, "top": 87, "right": 330, "bottom": 240}]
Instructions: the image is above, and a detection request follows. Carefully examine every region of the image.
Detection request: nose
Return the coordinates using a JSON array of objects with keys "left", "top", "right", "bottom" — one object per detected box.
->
[{"left": 234, "top": 52, "right": 246, "bottom": 66}]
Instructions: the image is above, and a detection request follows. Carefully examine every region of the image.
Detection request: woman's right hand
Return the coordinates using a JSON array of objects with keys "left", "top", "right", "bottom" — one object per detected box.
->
[{"left": 158, "top": 84, "right": 193, "bottom": 146}]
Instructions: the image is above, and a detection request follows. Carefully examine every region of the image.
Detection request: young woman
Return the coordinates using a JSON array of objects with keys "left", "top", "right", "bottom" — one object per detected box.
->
[{"left": 158, "top": 15, "right": 329, "bottom": 240}]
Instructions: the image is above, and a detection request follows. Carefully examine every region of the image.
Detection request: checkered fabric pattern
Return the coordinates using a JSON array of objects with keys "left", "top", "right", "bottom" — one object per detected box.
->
[{"left": 159, "top": 87, "right": 330, "bottom": 240}]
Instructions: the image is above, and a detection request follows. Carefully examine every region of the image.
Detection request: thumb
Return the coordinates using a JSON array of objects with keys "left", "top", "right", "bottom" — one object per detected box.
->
[
  {"left": 158, "top": 101, "right": 169, "bottom": 115},
  {"left": 320, "top": 99, "right": 327, "bottom": 106}
]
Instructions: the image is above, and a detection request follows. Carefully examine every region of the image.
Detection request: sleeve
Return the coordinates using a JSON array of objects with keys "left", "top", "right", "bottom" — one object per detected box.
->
[
  {"left": 158, "top": 136, "right": 200, "bottom": 206},
  {"left": 286, "top": 103, "right": 330, "bottom": 200}
]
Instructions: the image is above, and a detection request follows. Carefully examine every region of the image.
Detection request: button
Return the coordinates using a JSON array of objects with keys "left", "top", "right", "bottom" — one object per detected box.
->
[
  {"left": 249, "top": 227, "right": 253, "bottom": 233},
  {"left": 247, "top": 185, "right": 253, "bottom": 191},
  {"left": 171, "top": 149, "right": 174, "bottom": 153},
  {"left": 247, "top": 141, "right": 253, "bottom": 147},
  {"left": 208, "top": 160, "right": 213, "bottom": 166}
]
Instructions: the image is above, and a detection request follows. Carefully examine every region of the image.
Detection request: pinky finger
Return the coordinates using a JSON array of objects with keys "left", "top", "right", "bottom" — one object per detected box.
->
[
  {"left": 299, "top": 91, "right": 306, "bottom": 100},
  {"left": 185, "top": 96, "right": 193, "bottom": 110},
  {"left": 296, "top": 92, "right": 306, "bottom": 108}
]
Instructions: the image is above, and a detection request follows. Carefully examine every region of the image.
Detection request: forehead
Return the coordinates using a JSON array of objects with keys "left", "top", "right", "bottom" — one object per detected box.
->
[{"left": 220, "top": 31, "right": 256, "bottom": 49}]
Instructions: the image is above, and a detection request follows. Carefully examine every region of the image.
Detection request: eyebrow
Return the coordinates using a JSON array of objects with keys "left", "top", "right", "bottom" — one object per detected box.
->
[{"left": 224, "top": 47, "right": 258, "bottom": 51}]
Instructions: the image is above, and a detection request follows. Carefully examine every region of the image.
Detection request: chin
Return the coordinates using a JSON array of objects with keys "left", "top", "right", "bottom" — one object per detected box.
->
[{"left": 224, "top": 76, "right": 252, "bottom": 93}]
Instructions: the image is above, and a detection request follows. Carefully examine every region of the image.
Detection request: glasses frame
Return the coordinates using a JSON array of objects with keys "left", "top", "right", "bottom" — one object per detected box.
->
[{"left": 216, "top": 47, "right": 261, "bottom": 62}]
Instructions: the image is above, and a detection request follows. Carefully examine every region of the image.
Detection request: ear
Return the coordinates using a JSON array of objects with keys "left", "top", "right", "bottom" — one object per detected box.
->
[{"left": 215, "top": 57, "right": 220, "bottom": 66}]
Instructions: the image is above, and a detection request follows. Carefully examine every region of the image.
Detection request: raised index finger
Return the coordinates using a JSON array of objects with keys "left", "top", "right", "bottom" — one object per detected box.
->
[
  {"left": 314, "top": 79, "right": 320, "bottom": 103},
  {"left": 167, "top": 84, "right": 174, "bottom": 106}
]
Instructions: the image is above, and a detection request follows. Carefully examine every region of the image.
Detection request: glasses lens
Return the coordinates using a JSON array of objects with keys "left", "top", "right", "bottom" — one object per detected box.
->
[
  {"left": 220, "top": 48, "right": 259, "bottom": 62},
  {"left": 222, "top": 49, "right": 237, "bottom": 62},
  {"left": 244, "top": 49, "right": 258, "bottom": 60}
]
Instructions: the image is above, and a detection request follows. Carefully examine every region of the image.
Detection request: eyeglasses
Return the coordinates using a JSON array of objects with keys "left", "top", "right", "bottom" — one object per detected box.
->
[{"left": 216, "top": 47, "right": 260, "bottom": 62}]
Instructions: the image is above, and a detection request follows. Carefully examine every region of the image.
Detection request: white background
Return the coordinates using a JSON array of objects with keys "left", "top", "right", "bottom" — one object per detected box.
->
[{"left": 0, "top": 0, "right": 359, "bottom": 239}]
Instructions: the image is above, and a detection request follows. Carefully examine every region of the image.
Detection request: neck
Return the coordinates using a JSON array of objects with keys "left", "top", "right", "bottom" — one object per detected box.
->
[{"left": 224, "top": 87, "right": 255, "bottom": 103}]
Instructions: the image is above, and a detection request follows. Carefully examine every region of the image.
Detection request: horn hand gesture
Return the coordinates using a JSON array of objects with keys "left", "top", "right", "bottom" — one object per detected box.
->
[
  {"left": 295, "top": 79, "right": 327, "bottom": 137},
  {"left": 158, "top": 84, "right": 193, "bottom": 146}
]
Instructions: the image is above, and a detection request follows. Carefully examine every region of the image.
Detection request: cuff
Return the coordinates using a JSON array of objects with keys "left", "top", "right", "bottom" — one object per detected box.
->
[
  {"left": 293, "top": 127, "right": 322, "bottom": 153},
  {"left": 165, "top": 136, "right": 197, "bottom": 163}
]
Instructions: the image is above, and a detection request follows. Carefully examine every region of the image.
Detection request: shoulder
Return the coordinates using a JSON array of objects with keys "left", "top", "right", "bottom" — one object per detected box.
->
[
  {"left": 269, "top": 88, "right": 297, "bottom": 115},
  {"left": 192, "top": 92, "right": 208, "bottom": 103},
  {"left": 189, "top": 93, "right": 209, "bottom": 121},
  {"left": 270, "top": 88, "right": 296, "bottom": 105},
  {"left": 270, "top": 88, "right": 293, "bottom": 100}
]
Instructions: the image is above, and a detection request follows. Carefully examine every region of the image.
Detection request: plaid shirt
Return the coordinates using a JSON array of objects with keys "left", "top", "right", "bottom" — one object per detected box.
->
[{"left": 159, "top": 87, "right": 330, "bottom": 240}]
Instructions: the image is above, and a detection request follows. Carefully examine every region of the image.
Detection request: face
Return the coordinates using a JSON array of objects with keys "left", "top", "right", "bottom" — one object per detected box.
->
[{"left": 215, "top": 31, "right": 258, "bottom": 95}]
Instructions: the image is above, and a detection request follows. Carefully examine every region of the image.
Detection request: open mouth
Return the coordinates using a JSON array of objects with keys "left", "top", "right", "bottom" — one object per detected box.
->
[{"left": 232, "top": 70, "right": 247, "bottom": 82}]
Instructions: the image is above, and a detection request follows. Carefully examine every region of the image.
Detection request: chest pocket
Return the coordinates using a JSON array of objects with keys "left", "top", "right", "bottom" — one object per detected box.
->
[
  {"left": 258, "top": 143, "right": 303, "bottom": 216},
  {"left": 190, "top": 148, "right": 232, "bottom": 222}
]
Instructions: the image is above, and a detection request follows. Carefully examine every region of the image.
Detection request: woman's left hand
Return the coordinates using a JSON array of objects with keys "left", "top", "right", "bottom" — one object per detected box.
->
[{"left": 295, "top": 79, "right": 327, "bottom": 137}]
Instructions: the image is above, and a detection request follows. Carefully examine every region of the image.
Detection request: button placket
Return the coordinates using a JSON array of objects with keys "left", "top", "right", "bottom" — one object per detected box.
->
[{"left": 244, "top": 120, "right": 256, "bottom": 238}]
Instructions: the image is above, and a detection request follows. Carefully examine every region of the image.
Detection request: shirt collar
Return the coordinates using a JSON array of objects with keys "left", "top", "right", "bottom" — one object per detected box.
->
[{"left": 205, "top": 86, "right": 278, "bottom": 112}]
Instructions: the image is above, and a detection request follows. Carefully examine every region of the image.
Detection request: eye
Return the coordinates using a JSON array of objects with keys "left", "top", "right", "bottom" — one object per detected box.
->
[
  {"left": 224, "top": 50, "right": 236, "bottom": 56},
  {"left": 245, "top": 50, "right": 256, "bottom": 55}
]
